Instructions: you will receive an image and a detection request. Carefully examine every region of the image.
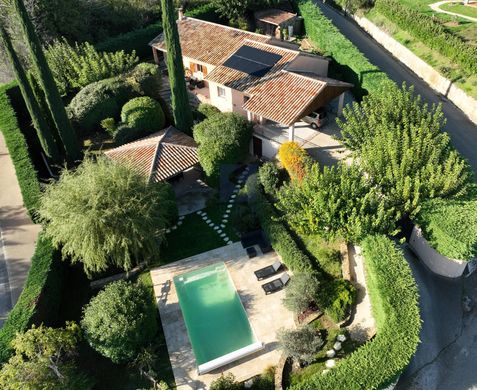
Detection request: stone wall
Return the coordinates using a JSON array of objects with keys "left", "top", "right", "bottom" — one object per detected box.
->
[
  {"left": 352, "top": 15, "right": 477, "bottom": 126},
  {"left": 409, "top": 226, "right": 467, "bottom": 278}
]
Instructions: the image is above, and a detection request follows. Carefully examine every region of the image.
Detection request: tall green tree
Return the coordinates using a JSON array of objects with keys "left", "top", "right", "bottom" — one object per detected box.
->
[
  {"left": 11, "top": 0, "right": 81, "bottom": 162},
  {"left": 161, "top": 0, "right": 193, "bottom": 133},
  {"left": 0, "top": 24, "right": 60, "bottom": 162}
]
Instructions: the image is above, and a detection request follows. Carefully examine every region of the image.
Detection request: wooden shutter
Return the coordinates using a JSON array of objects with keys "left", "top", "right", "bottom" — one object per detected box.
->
[
  {"left": 190, "top": 62, "right": 196, "bottom": 73},
  {"left": 202, "top": 66, "right": 208, "bottom": 76}
]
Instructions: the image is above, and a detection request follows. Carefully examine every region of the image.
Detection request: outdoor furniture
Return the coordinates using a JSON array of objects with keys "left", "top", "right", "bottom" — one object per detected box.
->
[
  {"left": 246, "top": 246, "right": 257, "bottom": 259},
  {"left": 261, "top": 273, "right": 290, "bottom": 294},
  {"left": 254, "top": 260, "right": 282, "bottom": 280},
  {"left": 196, "top": 80, "right": 205, "bottom": 89}
]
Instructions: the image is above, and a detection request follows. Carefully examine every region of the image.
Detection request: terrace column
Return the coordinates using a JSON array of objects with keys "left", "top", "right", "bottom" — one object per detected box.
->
[
  {"left": 337, "top": 92, "right": 345, "bottom": 116},
  {"left": 152, "top": 47, "right": 159, "bottom": 64},
  {"left": 247, "top": 111, "right": 252, "bottom": 121},
  {"left": 288, "top": 123, "right": 295, "bottom": 141}
]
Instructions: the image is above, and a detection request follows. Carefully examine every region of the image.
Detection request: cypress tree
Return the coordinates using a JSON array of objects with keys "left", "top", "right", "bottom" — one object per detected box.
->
[
  {"left": 11, "top": 0, "right": 81, "bottom": 163},
  {"left": 0, "top": 25, "right": 60, "bottom": 163},
  {"left": 161, "top": 0, "right": 193, "bottom": 133}
]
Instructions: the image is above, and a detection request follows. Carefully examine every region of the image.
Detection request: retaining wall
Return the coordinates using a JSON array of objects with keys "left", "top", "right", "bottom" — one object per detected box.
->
[
  {"left": 352, "top": 15, "right": 477, "bottom": 126},
  {"left": 409, "top": 226, "right": 467, "bottom": 278}
]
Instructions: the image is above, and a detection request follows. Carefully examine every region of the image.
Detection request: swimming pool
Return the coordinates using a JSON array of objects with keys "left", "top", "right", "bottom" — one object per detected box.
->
[{"left": 173, "top": 262, "right": 263, "bottom": 374}]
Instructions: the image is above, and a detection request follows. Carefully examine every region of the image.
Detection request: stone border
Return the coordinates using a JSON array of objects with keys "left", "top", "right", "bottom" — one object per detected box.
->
[
  {"left": 351, "top": 14, "right": 477, "bottom": 126},
  {"left": 408, "top": 225, "right": 468, "bottom": 278},
  {"left": 274, "top": 353, "right": 288, "bottom": 390}
]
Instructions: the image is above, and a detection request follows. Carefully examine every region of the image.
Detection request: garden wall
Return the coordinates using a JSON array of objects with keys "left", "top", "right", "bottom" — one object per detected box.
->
[
  {"left": 351, "top": 15, "right": 477, "bottom": 125},
  {"left": 409, "top": 226, "right": 468, "bottom": 278}
]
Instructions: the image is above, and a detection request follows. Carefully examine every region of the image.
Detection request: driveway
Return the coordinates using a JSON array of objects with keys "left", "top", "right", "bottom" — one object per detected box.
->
[{"left": 313, "top": 1, "right": 477, "bottom": 173}]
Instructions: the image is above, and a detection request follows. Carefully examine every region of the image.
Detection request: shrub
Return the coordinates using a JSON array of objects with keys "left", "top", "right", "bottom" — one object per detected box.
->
[
  {"left": 416, "top": 198, "right": 477, "bottom": 261},
  {"left": 39, "top": 157, "right": 177, "bottom": 276},
  {"left": 0, "top": 233, "right": 62, "bottom": 363},
  {"left": 277, "top": 325, "right": 324, "bottom": 364},
  {"left": 322, "top": 279, "right": 356, "bottom": 322},
  {"left": 283, "top": 273, "right": 321, "bottom": 314},
  {"left": 289, "top": 236, "right": 421, "bottom": 389},
  {"left": 298, "top": 0, "right": 393, "bottom": 99},
  {"left": 185, "top": 2, "right": 227, "bottom": 24},
  {"left": 230, "top": 204, "right": 260, "bottom": 234},
  {"left": 125, "top": 62, "right": 162, "bottom": 101},
  {"left": 258, "top": 162, "right": 280, "bottom": 196},
  {"left": 210, "top": 373, "right": 242, "bottom": 390},
  {"left": 197, "top": 102, "right": 221, "bottom": 119},
  {"left": 0, "top": 83, "right": 42, "bottom": 219},
  {"left": 278, "top": 141, "right": 310, "bottom": 181},
  {"left": 45, "top": 38, "right": 139, "bottom": 95},
  {"left": 82, "top": 280, "right": 157, "bottom": 364},
  {"left": 375, "top": 0, "right": 477, "bottom": 74},
  {"left": 193, "top": 112, "right": 252, "bottom": 186},
  {"left": 120, "top": 96, "right": 165, "bottom": 132},
  {"left": 96, "top": 21, "right": 163, "bottom": 59}
]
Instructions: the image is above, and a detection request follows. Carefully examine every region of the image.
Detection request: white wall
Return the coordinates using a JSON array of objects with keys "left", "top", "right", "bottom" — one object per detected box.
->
[
  {"left": 182, "top": 56, "right": 215, "bottom": 81},
  {"left": 409, "top": 226, "right": 467, "bottom": 278},
  {"left": 250, "top": 135, "right": 280, "bottom": 160},
  {"left": 208, "top": 81, "right": 234, "bottom": 112}
]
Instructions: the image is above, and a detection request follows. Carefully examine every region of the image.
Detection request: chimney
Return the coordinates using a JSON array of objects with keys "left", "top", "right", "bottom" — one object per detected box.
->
[{"left": 178, "top": 7, "right": 185, "bottom": 21}]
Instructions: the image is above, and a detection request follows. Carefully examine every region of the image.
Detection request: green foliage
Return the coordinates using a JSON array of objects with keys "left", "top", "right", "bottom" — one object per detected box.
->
[
  {"left": 45, "top": 38, "right": 139, "bottom": 95},
  {"left": 0, "top": 322, "right": 90, "bottom": 390},
  {"left": 283, "top": 273, "right": 321, "bottom": 314},
  {"left": 39, "top": 157, "right": 177, "bottom": 276},
  {"left": 210, "top": 373, "right": 242, "bottom": 390},
  {"left": 0, "top": 233, "right": 62, "bottom": 363},
  {"left": 162, "top": 0, "right": 194, "bottom": 133},
  {"left": 96, "top": 22, "right": 163, "bottom": 59},
  {"left": 0, "top": 83, "right": 42, "bottom": 219},
  {"left": 0, "top": 26, "right": 60, "bottom": 162},
  {"left": 193, "top": 112, "right": 252, "bottom": 186},
  {"left": 247, "top": 175, "right": 315, "bottom": 273},
  {"left": 212, "top": 0, "right": 251, "bottom": 20},
  {"left": 276, "top": 163, "right": 397, "bottom": 242},
  {"left": 375, "top": 0, "right": 477, "bottom": 74},
  {"left": 289, "top": 236, "right": 421, "bottom": 390},
  {"left": 197, "top": 102, "right": 221, "bottom": 119},
  {"left": 339, "top": 83, "right": 472, "bottom": 217},
  {"left": 12, "top": 0, "right": 81, "bottom": 163},
  {"left": 277, "top": 325, "right": 324, "bottom": 364},
  {"left": 184, "top": 2, "right": 227, "bottom": 24},
  {"left": 81, "top": 280, "right": 157, "bottom": 364},
  {"left": 322, "top": 279, "right": 356, "bottom": 322},
  {"left": 258, "top": 161, "right": 281, "bottom": 196},
  {"left": 249, "top": 367, "right": 275, "bottom": 390},
  {"left": 416, "top": 198, "right": 477, "bottom": 261},
  {"left": 298, "top": 0, "right": 393, "bottom": 99},
  {"left": 67, "top": 62, "right": 162, "bottom": 135}
]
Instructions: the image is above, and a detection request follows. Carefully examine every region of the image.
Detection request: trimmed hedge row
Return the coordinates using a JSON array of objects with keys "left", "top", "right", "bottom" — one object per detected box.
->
[
  {"left": 246, "top": 174, "right": 315, "bottom": 273},
  {"left": 0, "top": 233, "right": 62, "bottom": 362},
  {"left": 298, "top": 0, "right": 393, "bottom": 99},
  {"left": 290, "top": 235, "right": 421, "bottom": 390},
  {"left": 96, "top": 21, "right": 162, "bottom": 59},
  {"left": 375, "top": 0, "right": 477, "bottom": 74},
  {"left": 0, "top": 82, "right": 41, "bottom": 220},
  {"left": 184, "top": 2, "right": 227, "bottom": 24}
]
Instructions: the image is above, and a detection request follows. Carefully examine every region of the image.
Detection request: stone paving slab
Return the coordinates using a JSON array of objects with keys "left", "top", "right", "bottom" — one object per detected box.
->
[{"left": 150, "top": 243, "right": 294, "bottom": 389}]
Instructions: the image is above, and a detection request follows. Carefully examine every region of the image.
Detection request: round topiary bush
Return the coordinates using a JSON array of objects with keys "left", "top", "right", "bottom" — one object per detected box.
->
[
  {"left": 121, "top": 96, "right": 165, "bottom": 132},
  {"left": 81, "top": 280, "right": 157, "bottom": 364}
]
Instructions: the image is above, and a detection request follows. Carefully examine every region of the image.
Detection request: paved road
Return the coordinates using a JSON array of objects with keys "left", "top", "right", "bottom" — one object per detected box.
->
[
  {"left": 311, "top": 3, "right": 477, "bottom": 389},
  {"left": 314, "top": 1, "right": 477, "bottom": 173}
]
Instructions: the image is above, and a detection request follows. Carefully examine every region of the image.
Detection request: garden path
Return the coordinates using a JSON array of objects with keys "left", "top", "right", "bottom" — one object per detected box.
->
[
  {"left": 429, "top": 1, "right": 477, "bottom": 22},
  {"left": 0, "top": 133, "right": 40, "bottom": 327}
]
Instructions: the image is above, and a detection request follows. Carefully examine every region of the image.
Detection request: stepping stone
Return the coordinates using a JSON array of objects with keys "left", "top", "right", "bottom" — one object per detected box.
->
[
  {"left": 237, "top": 179, "right": 244, "bottom": 184},
  {"left": 326, "top": 350, "right": 336, "bottom": 358},
  {"left": 217, "top": 229, "right": 222, "bottom": 234},
  {"left": 231, "top": 194, "right": 237, "bottom": 199},
  {"left": 220, "top": 224, "right": 225, "bottom": 228},
  {"left": 208, "top": 222, "right": 214, "bottom": 227},
  {"left": 205, "top": 219, "right": 211, "bottom": 223},
  {"left": 179, "top": 215, "right": 185, "bottom": 220},
  {"left": 220, "top": 233, "right": 226, "bottom": 237},
  {"left": 225, "top": 209, "right": 231, "bottom": 214},
  {"left": 322, "top": 369, "right": 330, "bottom": 375},
  {"left": 227, "top": 204, "right": 233, "bottom": 209},
  {"left": 172, "top": 226, "right": 177, "bottom": 230},
  {"left": 223, "top": 237, "right": 229, "bottom": 242},
  {"left": 333, "top": 342, "right": 342, "bottom": 351},
  {"left": 222, "top": 219, "right": 228, "bottom": 224},
  {"left": 166, "top": 229, "right": 171, "bottom": 234},
  {"left": 325, "top": 360, "right": 335, "bottom": 368},
  {"left": 227, "top": 240, "right": 233, "bottom": 245},
  {"left": 177, "top": 221, "right": 183, "bottom": 226},
  {"left": 214, "top": 226, "right": 219, "bottom": 230},
  {"left": 337, "top": 334, "right": 347, "bottom": 342}
]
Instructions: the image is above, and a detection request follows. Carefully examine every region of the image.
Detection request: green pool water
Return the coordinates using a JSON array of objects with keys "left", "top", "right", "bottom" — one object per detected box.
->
[{"left": 173, "top": 262, "right": 256, "bottom": 365}]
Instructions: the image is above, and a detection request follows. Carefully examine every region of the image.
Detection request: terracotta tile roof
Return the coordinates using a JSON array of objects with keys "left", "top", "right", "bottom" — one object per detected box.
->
[
  {"left": 254, "top": 9, "right": 297, "bottom": 26},
  {"left": 150, "top": 17, "right": 270, "bottom": 66},
  {"left": 205, "top": 39, "right": 299, "bottom": 92},
  {"left": 105, "top": 126, "right": 198, "bottom": 182},
  {"left": 243, "top": 72, "right": 327, "bottom": 125}
]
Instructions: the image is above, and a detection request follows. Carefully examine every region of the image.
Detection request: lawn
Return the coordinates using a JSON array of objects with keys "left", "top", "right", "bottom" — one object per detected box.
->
[
  {"left": 440, "top": 2, "right": 477, "bottom": 19},
  {"left": 298, "top": 234, "right": 343, "bottom": 279}
]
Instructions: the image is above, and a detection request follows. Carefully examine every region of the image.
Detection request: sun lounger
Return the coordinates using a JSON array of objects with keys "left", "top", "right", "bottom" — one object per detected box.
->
[
  {"left": 261, "top": 273, "right": 290, "bottom": 294},
  {"left": 254, "top": 260, "right": 282, "bottom": 280}
]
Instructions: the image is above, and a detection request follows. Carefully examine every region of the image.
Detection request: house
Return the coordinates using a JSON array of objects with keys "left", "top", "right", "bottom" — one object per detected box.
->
[
  {"left": 149, "top": 15, "right": 352, "bottom": 159},
  {"left": 254, "top": 8, "right": 298, "bottom": 38},
  {"left": 104, "top": 126, "right": 198, "bottom": 183}
]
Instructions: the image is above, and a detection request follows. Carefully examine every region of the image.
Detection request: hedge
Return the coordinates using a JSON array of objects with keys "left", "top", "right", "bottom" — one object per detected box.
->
[
  {"left": 96, "top": 21, "right": 162, "bottom": 59},
  {"left": 0, "top": 82, "right": 42, "bottom": 220},
  {"left": 298, "top": 0, "right": 393, "bottom": 99},
  {"left": 184, "top": 3, "right": 227, "bottom": 24},
  {"left": 0, "top": 233, "right": 62, "bottom": 362},
  {"left": 416, "top": 198, "right": 477, "bottom": 261},
  {"left": 374, "top": 0, "right": 477, "bottom": 74},
  {"left": 290, "top": 235, "right": 421, "bottom": 390}
]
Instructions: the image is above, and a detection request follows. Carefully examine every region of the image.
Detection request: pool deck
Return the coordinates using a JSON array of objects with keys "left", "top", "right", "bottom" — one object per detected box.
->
[{"left": 150, "top": 242, "right": 294, "bottom": 389}]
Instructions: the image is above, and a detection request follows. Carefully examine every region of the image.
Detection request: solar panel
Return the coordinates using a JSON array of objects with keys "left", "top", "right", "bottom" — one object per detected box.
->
[{"left": 223, "top": 45, "right": 282, "bottom": 77}]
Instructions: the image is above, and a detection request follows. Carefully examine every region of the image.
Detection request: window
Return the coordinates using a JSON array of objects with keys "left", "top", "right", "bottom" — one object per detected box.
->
[
  {"left": 197, "top": 64, "right": 203, "bottom": 73},
  {"left": 217, "top": 86, "right": 226, "bottom": 98},
  {"left": 243, "top": 96, "right": 250, "bottom": 104}
]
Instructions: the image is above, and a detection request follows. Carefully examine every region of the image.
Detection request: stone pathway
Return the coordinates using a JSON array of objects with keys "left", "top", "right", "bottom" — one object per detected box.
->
[
  {"left": 166, "top": 166, "right": 252, "bottom": 244},
  {"left": 429, "top": 1, "right": 477, "bottom": 22}
]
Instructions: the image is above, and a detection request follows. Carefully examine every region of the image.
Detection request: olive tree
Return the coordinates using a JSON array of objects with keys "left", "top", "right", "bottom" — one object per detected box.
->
[{"left": 277, "top": 325, "right": 324, "bottom": 364}]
